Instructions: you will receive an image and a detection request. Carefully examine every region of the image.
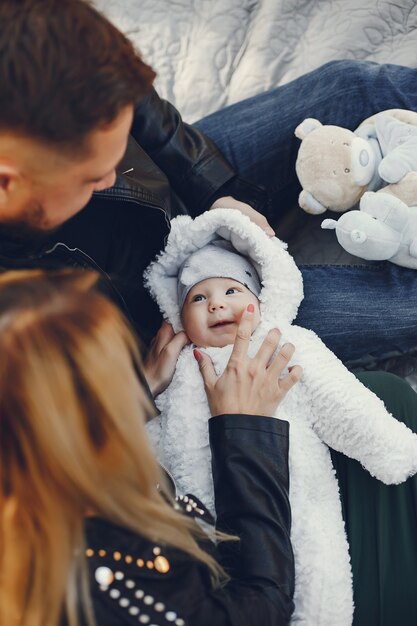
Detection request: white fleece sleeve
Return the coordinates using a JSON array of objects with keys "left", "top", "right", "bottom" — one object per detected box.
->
[{"left": 285, "top": 325, "right": 417, "bottom": 485}]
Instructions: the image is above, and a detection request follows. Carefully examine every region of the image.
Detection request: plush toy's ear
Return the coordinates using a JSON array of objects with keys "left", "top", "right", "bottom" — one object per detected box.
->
[
  {"left": 321, "top": 219, "right": 337, "bottom": 230},
  {"left": 410, "top": 238, "right": 417, "bottom": 258},
  {"left": 295, "top": 118, "right": 323, "bottom": 140},
  {"left": 299, "top": 190, "right": 327, "bottom": 214}
]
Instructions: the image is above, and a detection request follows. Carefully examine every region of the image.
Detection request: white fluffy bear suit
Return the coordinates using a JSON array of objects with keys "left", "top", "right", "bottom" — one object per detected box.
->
[{"left": 144, "top": 208, "right": 417, "bottom": 626}]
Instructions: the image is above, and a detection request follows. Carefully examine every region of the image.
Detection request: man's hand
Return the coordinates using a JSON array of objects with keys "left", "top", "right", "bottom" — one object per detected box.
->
[
  {"left": 194, "top": 304, "right": 302, "bottom": 417},
  {"left": 210, "top": 195, "right": 275, "bottom": 237},
  {"left": 143, "top": 321, "right": 189, "bottom": 397}
]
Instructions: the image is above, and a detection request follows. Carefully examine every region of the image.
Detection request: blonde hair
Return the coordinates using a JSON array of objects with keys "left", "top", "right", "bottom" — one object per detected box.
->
[{"left": 0, "top": 269, "right": 224, "bottom": 626}]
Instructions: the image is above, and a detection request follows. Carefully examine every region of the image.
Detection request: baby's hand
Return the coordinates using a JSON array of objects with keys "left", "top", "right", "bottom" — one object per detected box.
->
[
  {"left": 194, "top": 305, "right": 302, "bottom": 416},
  {"left": 143, "top": 321, "right": 189, "bottom": 397}
]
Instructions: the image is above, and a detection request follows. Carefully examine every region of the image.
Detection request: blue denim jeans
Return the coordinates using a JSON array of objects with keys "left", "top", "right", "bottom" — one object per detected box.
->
[{"left": 194, "top": 60, "right": 417, "bottom": 365}]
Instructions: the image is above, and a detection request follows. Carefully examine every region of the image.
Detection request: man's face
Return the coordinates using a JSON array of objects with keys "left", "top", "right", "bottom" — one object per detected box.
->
[
  {"left": 181, "top": 277, "right": 260, "bottom": 348},
  {"left": 0, "top": 105, "right": 133, "bottom": 239}
]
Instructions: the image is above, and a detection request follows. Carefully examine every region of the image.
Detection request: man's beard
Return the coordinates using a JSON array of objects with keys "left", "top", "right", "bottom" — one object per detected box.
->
[{"left": 0, "top": 201, "right": 58, "bottom": 248}]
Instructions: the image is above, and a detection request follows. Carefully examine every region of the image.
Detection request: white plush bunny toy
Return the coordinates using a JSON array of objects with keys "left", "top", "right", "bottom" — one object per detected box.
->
[{"left": 144, "top": 208, "right": 417, "bottom": 626}]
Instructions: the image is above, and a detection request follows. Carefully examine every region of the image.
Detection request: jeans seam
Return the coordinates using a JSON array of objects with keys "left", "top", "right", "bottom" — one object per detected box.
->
[{"left": 298, "top": 262, "right": 388, "bottom": 270}]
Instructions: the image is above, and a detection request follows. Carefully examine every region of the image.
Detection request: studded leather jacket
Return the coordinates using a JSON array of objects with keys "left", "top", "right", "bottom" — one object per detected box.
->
[
  {"left": 0, "top": 88, "right": 267, "bottom": 346},
  {"left": 84, "top": 414, "right": 295, "bottom": 626}
]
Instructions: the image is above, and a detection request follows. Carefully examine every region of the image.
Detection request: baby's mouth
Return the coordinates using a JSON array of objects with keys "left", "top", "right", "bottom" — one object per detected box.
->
[{"left": 210, "top": 320, "right": 235, "bottom": 329}]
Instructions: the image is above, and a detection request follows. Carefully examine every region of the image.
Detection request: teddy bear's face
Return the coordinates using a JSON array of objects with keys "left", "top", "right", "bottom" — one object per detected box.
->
[{"left": 295, "top": 124, "right": 376, "bottom": 213}]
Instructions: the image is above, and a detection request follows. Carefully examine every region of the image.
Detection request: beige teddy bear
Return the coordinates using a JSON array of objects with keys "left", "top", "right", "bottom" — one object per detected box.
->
[{"left": 295, "top": 109, "right": 417, "bottom": 214}]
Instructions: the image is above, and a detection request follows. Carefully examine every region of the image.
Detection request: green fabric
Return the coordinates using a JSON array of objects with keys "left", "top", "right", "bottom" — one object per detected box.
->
[{"left": 331, "top": 371, "right": 417, "bottom": 626}]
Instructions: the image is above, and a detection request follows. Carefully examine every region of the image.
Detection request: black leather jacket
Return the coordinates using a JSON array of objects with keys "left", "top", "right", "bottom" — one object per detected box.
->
[
  {"left": 85, "top": 414, "right": 295, "bottom": 626},
  {"left": 0, "top": 89, "right": 267, "bottom": 345}
]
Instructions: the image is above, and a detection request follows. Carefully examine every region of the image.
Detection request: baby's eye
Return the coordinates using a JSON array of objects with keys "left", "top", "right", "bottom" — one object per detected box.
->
[
  {"left": 226, "top": 288, "right": 237, "bottom": 295},
  {"left": 192, "top": 294, "right": 205, "bottom": 302}
]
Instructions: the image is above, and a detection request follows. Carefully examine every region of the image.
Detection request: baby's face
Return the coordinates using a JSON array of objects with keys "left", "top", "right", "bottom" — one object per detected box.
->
[{"left": 181, "top": 277, "right": 260, "bottom": 348}]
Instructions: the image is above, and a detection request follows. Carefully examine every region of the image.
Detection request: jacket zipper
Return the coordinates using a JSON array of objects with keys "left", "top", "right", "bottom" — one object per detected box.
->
[
  {"left": 77, "top": 196, "right": 176, "bottom": 491},
  {"left": 45, "top": 241, "right": 132, "bottom": 320},
  {"left": 43, "top": 244, "right": 180, "bottom": 499}
]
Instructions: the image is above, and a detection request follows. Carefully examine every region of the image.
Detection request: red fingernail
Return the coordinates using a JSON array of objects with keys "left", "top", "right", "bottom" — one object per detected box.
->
[
  {"left": 247, "top": 304, "right": 254, "bottom": 313},
  {"left": 193, "top": 349, "right": 202, "bottom": 362}
]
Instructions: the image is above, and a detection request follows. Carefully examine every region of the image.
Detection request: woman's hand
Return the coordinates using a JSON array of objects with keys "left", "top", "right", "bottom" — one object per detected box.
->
[
  {"left": 194, "top": 305, "right": 302, "bottom": 416},
  {"left": 210, "top": 195, "right": 275, "bottom": 237},
  {"left": 143, "top": 321, "right": 189, "bottom": 397}
]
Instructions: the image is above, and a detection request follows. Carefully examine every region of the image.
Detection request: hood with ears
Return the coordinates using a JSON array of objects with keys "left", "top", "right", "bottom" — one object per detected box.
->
[{"left": 144, "top": 208, "right": 304, "bottom": 336}]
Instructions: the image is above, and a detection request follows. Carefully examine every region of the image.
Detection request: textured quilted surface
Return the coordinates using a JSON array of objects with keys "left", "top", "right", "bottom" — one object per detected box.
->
[{"left": 95, "top": 0, "right": 417, "bottom": 123}]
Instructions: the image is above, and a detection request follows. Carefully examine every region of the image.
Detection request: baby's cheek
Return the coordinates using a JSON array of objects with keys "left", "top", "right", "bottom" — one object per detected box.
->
[
  {"left": 187, "top": 328, "right": 205, "bottom": 347},
  {"left": 183, "top": 319, "right": 209, "bottom": 347}
]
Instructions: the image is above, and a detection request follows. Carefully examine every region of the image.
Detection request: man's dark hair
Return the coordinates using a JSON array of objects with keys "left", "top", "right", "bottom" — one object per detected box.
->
[{"left": 0, "top": 0, "right": 156, "bottom": 151}]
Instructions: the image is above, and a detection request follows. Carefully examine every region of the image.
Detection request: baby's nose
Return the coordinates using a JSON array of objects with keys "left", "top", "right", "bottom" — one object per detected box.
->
[{"left": 209, "top": 300, "right": 225, "bottom": 311}]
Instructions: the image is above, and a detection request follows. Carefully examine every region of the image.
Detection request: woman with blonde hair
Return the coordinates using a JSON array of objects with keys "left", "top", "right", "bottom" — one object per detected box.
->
[{"left": 0, "top": 269, "right": 299, "bottom": 626}]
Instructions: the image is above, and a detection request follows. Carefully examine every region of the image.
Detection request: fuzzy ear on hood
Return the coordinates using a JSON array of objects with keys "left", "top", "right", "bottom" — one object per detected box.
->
[{"left": 144, "top": 208, "right": 304, "bottom": 335}]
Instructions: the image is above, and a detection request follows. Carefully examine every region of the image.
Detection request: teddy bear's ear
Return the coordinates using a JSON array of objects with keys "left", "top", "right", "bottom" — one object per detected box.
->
[
  {"left": 321, "top": 219, "right": 337, "bottom": 230},
  {"left": 295, "top": 118, "right": 323, "bottom": 140},
  {"left": 410, "top": 239, "right": 417, "bottom": 258},
  {"left": 299, "top": 190, "right": 327, "bottom": 214}
]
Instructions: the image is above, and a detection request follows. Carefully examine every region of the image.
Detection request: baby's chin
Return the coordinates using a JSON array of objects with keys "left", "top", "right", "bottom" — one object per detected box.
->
[
  {"left": 193, "top": 329, "right": 238, "bottom": 349},
  {"left": 195, "top": 340, "right": 234, "bottom": 348}
]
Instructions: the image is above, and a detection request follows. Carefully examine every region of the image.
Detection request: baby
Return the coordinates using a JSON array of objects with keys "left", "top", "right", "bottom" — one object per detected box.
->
[
  {"left": 145, "top": 208, "right": 417, "bottom": 626},
  {"left": 178, "top": 239, "right": 262, "bottom": 349}
]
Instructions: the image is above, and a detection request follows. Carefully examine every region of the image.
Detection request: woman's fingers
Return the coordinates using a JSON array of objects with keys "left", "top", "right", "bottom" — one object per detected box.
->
[
  {"left": 144, "top": 322, "right": 189, "bottom": 396},
  {"left": 193, "top": 349, "right": 217, "bottom": 392},
  {"left": 151, "top": 320, "right": 175, "bottom": 354},
  {"left": 229, "top": 305, "right": 255, "bottom": 363},
  {"left": 255, "top": 328, "right": 282, "bottom": 367},
  {"left": 194, "top": 315, "right": 302, "bottom": 417},
  {"left": 268, "top": 342, "right": 296, "bottom": 378},
  {"left": 279, "top": 364, "right": 303, "bottom": 394},
  {"left": 168, "top": 329, "right": 189, "bottom": 354}
]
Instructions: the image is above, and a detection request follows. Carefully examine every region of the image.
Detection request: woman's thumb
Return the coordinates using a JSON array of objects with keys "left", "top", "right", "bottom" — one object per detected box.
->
[{"left": 193, "top": 349, "right": 216, "bottom": 387}]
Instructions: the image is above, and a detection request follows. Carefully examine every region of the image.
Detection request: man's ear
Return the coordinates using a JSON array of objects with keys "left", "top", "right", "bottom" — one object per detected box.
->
[{"left": 0, "top": 163, "right": 19, "bottom": 205}]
